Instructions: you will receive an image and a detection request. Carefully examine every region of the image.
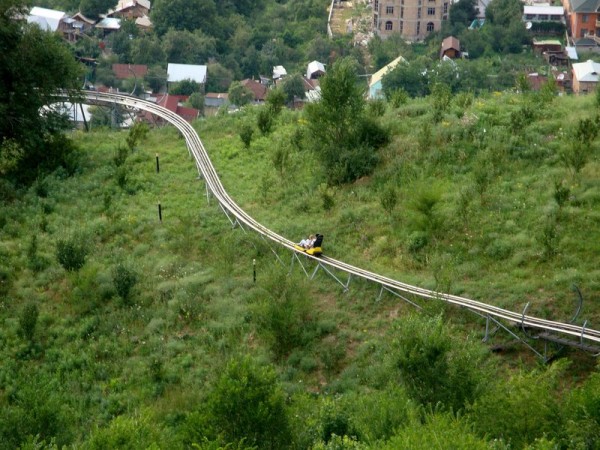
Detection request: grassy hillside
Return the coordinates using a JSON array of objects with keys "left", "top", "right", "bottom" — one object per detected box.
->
[
  {"left": 1, "top": 90, "right": 599, "bottom": 448},
  {"left": 200, "top": 92, "right": 600, "bottom": 324}
]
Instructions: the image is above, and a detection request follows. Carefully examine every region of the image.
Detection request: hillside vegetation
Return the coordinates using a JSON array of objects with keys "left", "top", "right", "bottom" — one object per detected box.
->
[{"left": 1, "top": 85, "right": 600, "bottom": 448}]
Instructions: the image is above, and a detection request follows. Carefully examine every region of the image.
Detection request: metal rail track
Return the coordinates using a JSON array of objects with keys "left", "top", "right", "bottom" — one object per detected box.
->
[{"left": 58, "top": 91, "right": 600, "bottom": 353}]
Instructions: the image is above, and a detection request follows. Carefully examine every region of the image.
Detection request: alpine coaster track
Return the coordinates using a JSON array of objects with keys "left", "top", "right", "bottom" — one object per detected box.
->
[{"left": 58, "top": 90, "right": 600, "bottom": 360}]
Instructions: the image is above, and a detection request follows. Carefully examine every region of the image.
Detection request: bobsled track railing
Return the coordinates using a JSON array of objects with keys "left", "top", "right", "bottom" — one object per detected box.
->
[{"left": 56, "top": 91, "right": 600, "bottom": 360}]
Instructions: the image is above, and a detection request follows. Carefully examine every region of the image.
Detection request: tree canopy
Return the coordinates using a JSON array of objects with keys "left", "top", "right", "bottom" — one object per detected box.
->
[{"left": 0, "top": 0, "right": 82, "bottom": 185}]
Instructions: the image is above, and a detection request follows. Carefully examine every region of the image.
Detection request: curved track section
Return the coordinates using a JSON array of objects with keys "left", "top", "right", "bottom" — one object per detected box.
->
[{"left": 62, "top": 91, "right": 600, "bottom": 349}]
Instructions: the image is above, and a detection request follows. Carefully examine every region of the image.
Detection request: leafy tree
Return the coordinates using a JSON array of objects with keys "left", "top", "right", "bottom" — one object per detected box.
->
[
  {"left": 130, "top": 36, "right": 166, "bottom": 65},
  {"left": 162, "top": 29, "right": 217, "bottom": 64},
  {"left": 0, "top": 0, "right": 82, "bottom": 184},
  {"left": 109, "top": 29, "right": 132, "bottom": 62},
  {"left": 562, "top": 368, "right": 600, "bottom": 448},
  {"left": 382, "top": 57, "right": 429, "bottom": 98},
  {"left": 305, "top": 57, "right": 388, "bottom": 184},
  {"left": 56, "top": 236, "right": 88, "bottom": 271},
  {"left": 206, "top": 357, "right": 291, "bottom": 449},
  {"left": 266, "top": 88, "right": 286, "bottom": 115},
  {"left": 78, "top": 0, "right": 115, "bottom": 20},
  {"left": 187, "top": 92, "right": 205, "bottom": 113},
  {"left": 257, "top": 107, "right": 275, "bottom": 135},
  {"left": 0, "top": 371, "right": 74, "bottom": 448},
  {"left": 380, "top": 413, "right": 492, "bottom": 450},
  {"left": 368, "top": 34, "right": 414, "bottom": 71},
  {"left": 126, "top": 121, "right": 149, "bottom": 151},
  {"left": 151, "top": 0, "right": 217, "bottom": 36},
  {"left": 486, "top": 0, "right": 523, "bottom": 27},
  {"left": 112, "top": 262, "right": 138, "bottom": 302},
  {"left": 448, "top": 0, "right": 478, "bottom": 30},
  {"left": 386, "top": 314, "right": 491, "bottom": 412},
  {"left": 228, "top": 81, "right": 254, "bottom": 107},
  {"left": 469, "top": 360, "right": 567, "bottom": 448},
  {"left": 281, "top": 74, "right": 306, "bottom": 104},
  {"left": 144, "top": 65, "right": 168, "bottom": 93},
  {"left": 239, "top": 122, "right": 254, "bottom": 149},
  {"left": 170, "top": 79, "right": 201, "bottom": 96},
  {"left": 206, "top": 62, "right": 234, "bottom": 93}
]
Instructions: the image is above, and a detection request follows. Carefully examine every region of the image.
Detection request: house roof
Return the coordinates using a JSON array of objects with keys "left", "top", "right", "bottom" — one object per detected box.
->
[
  {"left": 156, "top": 94, "right": 199, "bottom": 122},
  {"left": 71, "top": 12, "right": 95, "bottom": 24},
  {"left": 241, "top": 79, "right": 268, "bottom": 101},
  {"left": 302, "top": 77, "right": 320, "bottom": 92},
  {"left": 441, "top": 36, "right": 460, "bottom": 52},
  {"left": 96, "top": 17, "right": 121, "bottom": 30},
  {"left": 573, "top": 59, "right": 600, "bottom": 82},
  {"left": 369, "top": 55, "right": 407, "bottom": 87},
  {"left": 167, "top": 63, "right": 207, "bottom": 83},
  {"left": 113, "top": 64, "right": 148, "bottom": 79},
  {"left": 135, "top": 15, "right": 152, "bottom": 28},
  {"left": 569, "top": 0, "right": 600, "bottom": 13},
  {"left": 306, "top": 60, "right": 326, "bottom": 79},
  {"left": 523, "top": 5, "right": 564, "bottom": 15},
  {"left": 566, "top": 46, "right": 579, "bottom": 59},
  {"left": 27, "top": 7, "right": 65, "bottom": 31},
  {"left": 205, "top": 93, "right": 228, "bottom": 107},
  {"left": 273, "top": 65, "right": 287, "bottom": 79},
  {"left": 116, "top": 0, "right": 151, "bottom": 11}
]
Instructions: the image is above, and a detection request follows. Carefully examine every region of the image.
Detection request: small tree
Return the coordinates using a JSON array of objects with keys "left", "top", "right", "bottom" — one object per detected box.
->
[
  {"left": 257, "top": 106, "right": 275, "bottom": 135},
  {"left": 228, "top": 81, "right": 254, "bottom": 107},
  {"left": 206, "top": 357, "right": 291, "bottom": 448},
  {"left": 380, "top": 183, "right": 398, "bottom": 216},
  {"left": 187, "top": 92, "right": 204, "bottom": 114},
  {"left": 18, "top": 303, "right": 39, "bottom": 343},
  {"left": 112, "top": 263, "right": 138, "bottom": 302},
  {"left": 266, "top": 87, "right": 286, "bottom": 114},
  {"left": 239, "top": 123, "right": 254, "bottom": 149},
  {"left": 126, "top": 121, "right": 150, "bottom": 152},
  {"left": 170, "top": 79, "right": 201, "bottom": 96},
  {"left": 56, "top": 237, "right": 87, "bottom": 272}
]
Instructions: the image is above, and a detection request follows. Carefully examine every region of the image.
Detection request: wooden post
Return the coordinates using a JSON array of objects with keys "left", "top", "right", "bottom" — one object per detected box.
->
[
  {"left": 158, "top": 202, "right": 162, "bottom": 222},
  {"left": 253, "top": 259, "right": 256, "bottom": 283},
  {"left": 156, "top": 153, "right": 160, "bottom": 173}
]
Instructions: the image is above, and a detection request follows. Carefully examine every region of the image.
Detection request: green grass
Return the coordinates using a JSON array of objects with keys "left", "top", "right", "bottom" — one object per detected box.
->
[{"left": 1, "top": 91, "right": 600, "bottom": 448}]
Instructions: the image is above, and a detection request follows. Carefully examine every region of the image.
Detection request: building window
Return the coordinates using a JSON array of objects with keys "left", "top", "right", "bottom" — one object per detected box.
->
[
  {"left": 401, "top": 6, "right": 404, "bottom": 18},
  {"left": 400, "top": 20, "right": 403, "bottom": 32},
  {"left": 525, "top": 14, "right": 534, "bottom": 20},
  {"left": 427, "top": 22, "right": 434, "bottom": 31},
  {"left": 386, "top": 5, "right": 394, "bottom": 14},
  {"left": 386, "top": 21, "right": 393, "bottom": 30},
  {"left": 417, "top": 21, "right": 421, "bottom": 34},
  {"left": 427, "top": 7, "right": 435, "bottom": 15},
  {"left": 581, "top": 29, "right": 588, "bottom": 37},
  {"left": 374, "top": 0, "right": 379, "bottom": 10},
  {"left": 582, "top": 14, "right": 588, "bottom": 22},
  {"left": 417, "top": 7, "right": 421, "bottom": 18},
  {"left": 538, "top": 14, "right": 548, "bottom": 20},
  {"left": 443, "top": 2, "right": 448, "bottom": 13}
]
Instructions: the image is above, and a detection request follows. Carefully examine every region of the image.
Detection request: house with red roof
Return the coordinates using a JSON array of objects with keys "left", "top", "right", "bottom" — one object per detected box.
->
[
  {"left": 112, "top": 64, "right": 148, "bottom": 80},
  {"left": 240, "top": 79, "right": 268, "bottom": 103},
  {"left": 154, "top": 94, "right": 200, "bottom": 122}
]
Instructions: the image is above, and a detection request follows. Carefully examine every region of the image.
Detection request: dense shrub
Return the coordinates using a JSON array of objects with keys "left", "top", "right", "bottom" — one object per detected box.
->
[
  {"left": 205, "top": 356, "right": 291, "bottom": 449},
  {"left": 468, "top": 360, "right": 567, "bottom": 448},
  {"left": 112, "top": 263, "right": 138, "bottom": 302},
  {"left": 386, "top": 314, "right": 491, "bottom": 412},
  {"left": 56, "top": 236, "right": 88, "bottom": 272},
  {"left": 18, "top": 303, "right": 39, "bottom": 343}
]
